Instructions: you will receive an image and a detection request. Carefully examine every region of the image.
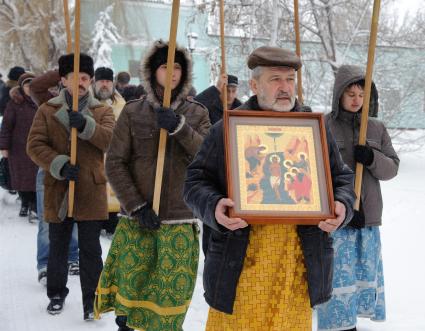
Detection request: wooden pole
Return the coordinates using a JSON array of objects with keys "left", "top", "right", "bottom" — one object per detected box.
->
[
  {"left": 68, "top": 0, "right": 81, "bottom": 217},
  {"left": 152, "top": 0, "right": 180, "bottom": 215},
  {"left": 294, "top": 0, "right": 303, "bottom": 104},
  {"left": 219, "top": 0, "right": 227, "bottom": 112},
  {"left": 354, "top": 0, "right": 381, "bottom": 210},
  {"left": 63, "top": 0, "right": 72, "bottom": 53}
]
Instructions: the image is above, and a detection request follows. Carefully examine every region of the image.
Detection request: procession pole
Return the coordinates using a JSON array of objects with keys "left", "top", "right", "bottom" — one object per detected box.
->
[
  {"left": 63, "top": 0, "right": 72, "bottom": 53},
  {"left": 219, "top": 0, "right": 227, "bottom": 112},
  {"left": 354, "top": 0, "right": 381, "bottom": 210},
  {"left": 67, "top": 0, "right": 81, "bottom": 217},
  {"left": 152, "top": 0, "right": 180, "bottom": 215},
  {"left": 294, "top": 0, "right": 303, "bottom": 104}
]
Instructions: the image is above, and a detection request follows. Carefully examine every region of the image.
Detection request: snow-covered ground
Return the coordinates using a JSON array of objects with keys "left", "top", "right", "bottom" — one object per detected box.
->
[{"left": 1, "top": 141, "right": 425, "bottom": 331}]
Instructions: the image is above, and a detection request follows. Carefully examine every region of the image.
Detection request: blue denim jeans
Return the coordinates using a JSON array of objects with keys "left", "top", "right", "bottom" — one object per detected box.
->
[{"left": 36, "top": 168, "right": 79, "bottom": 271}]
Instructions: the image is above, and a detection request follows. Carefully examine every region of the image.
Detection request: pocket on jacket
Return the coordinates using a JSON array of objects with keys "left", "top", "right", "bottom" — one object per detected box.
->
[{"left": 132, "top": 128, "right": 159, "bottom": 160}]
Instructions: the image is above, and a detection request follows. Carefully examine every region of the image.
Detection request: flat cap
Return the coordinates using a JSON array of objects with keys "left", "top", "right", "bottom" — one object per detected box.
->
[{"left": 247, "top": 46, "right": 302, "bottom": 71}]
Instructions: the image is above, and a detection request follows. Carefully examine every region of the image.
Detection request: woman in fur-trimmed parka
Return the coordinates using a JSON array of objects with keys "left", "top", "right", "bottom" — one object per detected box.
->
[{"left": 94, "top": 40, "right": 211, "bottom": 331}]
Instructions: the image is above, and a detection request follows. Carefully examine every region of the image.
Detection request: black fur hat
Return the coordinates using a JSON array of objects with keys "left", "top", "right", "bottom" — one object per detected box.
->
[
  {"left": 8, "top": 66, "right": 25, "bottom": 81},
  {"left": 58, "top": 53, "right": 94, "bottom": 78},
  {"left": 148, "top": 45, "right": 187, "bottom": 78},
  {"left": 95, "top": 67, "right": 114, "bottom": 81}
]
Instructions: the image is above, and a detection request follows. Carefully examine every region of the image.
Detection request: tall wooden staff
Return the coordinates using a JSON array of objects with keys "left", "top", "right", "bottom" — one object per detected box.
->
[
  {"left": 293, "top": 0, "right": 303, "bottom": 104},
  {"left": 152, "top": 0, "right": 180, "bottom": 214},
  {"left": 354, "top": 0, "right": 381, "bottom": 210},
  {"left": 68, "top": 0, "right": 81, "bottom": 217},
  {"left": 219, "top": 0, "right": 227, "bottom": 112},
  {"left": 63, "top": 0, "right": 72, "bottom": 53}
]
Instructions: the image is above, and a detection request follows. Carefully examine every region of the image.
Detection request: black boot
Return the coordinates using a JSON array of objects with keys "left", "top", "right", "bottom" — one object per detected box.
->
[
  {"left": 116, "top": 316, "right": 134, "bottom": 331},
  {"left": 47, "top": 295, "right": 66, "bottom": 315},
  {"left": 19, "top": 205, "right": 29, "bottom": 217}
]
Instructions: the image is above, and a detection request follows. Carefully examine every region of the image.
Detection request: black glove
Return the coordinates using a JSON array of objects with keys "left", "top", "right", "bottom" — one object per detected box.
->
[
  {"left": 354, "top": 144, "right": 374, "bottom": 166},
  {"left": 155, "top": 107, "right": 180, "bottom": 132},
  {"left": 69, "top": 111, "right": 87, "bottom": 132},
  {"left": 60, "top": 162, "right": 79, "bottom": 181},
  {"left": 347, "top": 209, "right": 366, "bottom": 229},
  {"left": 133, "top": 204, "right": 161, "bottom": 230}
]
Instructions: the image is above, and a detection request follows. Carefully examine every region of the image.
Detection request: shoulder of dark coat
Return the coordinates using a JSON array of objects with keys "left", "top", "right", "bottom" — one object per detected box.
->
[
  {"left": 125, "top": 94, "right": 146, "bottom": 106},
  {"left": 185, "top": 96, "right": 209, "bottom": 113}
]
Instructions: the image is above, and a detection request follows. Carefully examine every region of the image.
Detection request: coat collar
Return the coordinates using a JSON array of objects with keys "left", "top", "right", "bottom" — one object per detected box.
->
[{"left": 48, "top": 89, "right": 101, "bottom": 132}]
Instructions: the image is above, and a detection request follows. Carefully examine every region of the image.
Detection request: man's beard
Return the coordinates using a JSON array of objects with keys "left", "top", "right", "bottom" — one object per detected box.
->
[
  {"left": 257, "top": 89, "right": 296, "bottom": 112},
  {"left": 95, "top": 87, "right": 113, "bottom": 100}
]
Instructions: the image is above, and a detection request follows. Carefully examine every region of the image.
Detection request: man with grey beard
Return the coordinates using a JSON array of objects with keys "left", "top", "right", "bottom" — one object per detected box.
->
[
  {"left": 93, "top": 67, "right": 125, "bottom": 237},
  {"left": 183, "top": 46, "right": 355, "bottom": 329}
]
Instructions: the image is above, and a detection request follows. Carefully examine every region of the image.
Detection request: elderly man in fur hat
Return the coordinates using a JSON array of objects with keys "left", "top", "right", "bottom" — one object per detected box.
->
[
  {"left": 94, "top": 40, "right": 210, "bottom": 331},
  {"left": 92, "top": 67, "right": 126, "bottom": 236},
  {"left": 183, "top": 46, "right": 356, "bottom": 330},
  {"left": 27, "top": 53, "right": 115, "bottom": 320}
]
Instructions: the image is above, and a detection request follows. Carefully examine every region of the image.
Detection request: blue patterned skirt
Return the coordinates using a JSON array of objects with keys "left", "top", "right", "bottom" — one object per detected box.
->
[{"left": 316, "top": 226, "right": 385, "bottom": 330}]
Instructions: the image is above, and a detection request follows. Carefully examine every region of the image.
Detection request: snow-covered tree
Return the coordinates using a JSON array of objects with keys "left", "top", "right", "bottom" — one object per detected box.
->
[
  {"left": 0, "top": 1, "right": 69, "bottom": 74},
  {"left": 88, "top": 4, "right": 121, "bottom": 69}
]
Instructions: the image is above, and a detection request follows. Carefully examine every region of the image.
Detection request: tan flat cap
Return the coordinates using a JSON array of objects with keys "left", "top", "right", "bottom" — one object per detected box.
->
[{"left": 247, "top": 46, "right": 302, "bottom": 70}]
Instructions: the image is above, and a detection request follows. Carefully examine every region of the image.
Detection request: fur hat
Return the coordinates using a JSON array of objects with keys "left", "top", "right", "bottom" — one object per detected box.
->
[
  {"left": 58, "top": 53, "right": 94, "bottom": 78},
  {"left": 18, "top": 72, "right": 35, "bottom": 87},
  {"left": 95, "top": 67, "right": 114, "bottom": 81},
  {"left": 7, "top": 66, "right": 26, "bottom": 81},
  {"left": 147, "top": 42, "right": 188, "bottom": 79},
  {"left": 248, "top": 46, "right": 302, "bottom": 71}
]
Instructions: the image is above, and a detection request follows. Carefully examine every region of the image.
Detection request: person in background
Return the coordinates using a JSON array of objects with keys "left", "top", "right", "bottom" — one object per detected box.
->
[
  {"left": 115, "top": 71, "right": 146, "bottom": 102},
  {"left": 195, "top": 73, "right": 241, "bottom": 124},
  {"left": 29, "top": 70, "right": 80, "bottom": 286},
  {"left": 316, "top": 64, "right": 400, "bottom": 331},
  {"left": 0, "top": 72, "right": 38, "bottom": 218},
  {"left": 0, "top": 66, "right": 25, "bottom": 116},
  {"left": 93, "top": 66, "right": 126, "bottom": 237}
]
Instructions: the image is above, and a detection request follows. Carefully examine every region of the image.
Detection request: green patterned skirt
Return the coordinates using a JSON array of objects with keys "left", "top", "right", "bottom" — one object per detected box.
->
[{"left": 95, "top": 217, "right": 199, "bottom": 331}]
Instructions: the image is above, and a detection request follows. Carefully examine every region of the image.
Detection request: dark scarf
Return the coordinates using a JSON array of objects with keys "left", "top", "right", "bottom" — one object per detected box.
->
[{"left": 64, "top": 89, "right": 89, "bottom": 113}]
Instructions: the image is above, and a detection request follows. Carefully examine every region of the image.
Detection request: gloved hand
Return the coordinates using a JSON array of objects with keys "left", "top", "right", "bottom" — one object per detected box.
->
[
  {"left": 69, "top": 111, "right": 87, "bottom": 132},
  {"left": 347, "top": 209, "right": 366, "bottom": 229},
  {"left": 60, "top": 162, "right": 79, "bottom": 181},
  {"left": 133, "top": 204, "right": 161, "bottom": 230},
  {"left": 155, "top": 107, "right": 180, "bottom": 133},
  {"left": 354, "top": 144, "right": 374, "bottom": 166}
]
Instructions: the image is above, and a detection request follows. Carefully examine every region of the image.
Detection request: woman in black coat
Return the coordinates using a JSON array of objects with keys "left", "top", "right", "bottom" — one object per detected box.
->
[{"left": 0, "top": 73, "right": 38, "bottom": 217}]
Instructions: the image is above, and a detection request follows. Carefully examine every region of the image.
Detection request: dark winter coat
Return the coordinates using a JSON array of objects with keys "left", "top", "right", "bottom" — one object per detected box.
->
[
  {"left": 0, "top": 80, "right": 18, "bottom": 116},
  {"left": 195, "top": 85, "right": 242, "bottom": 124},
  {"left": 326, "top": 64, "right": 399, "bottom": 226},
  {"left": 183, "top": 95, "right": 356, "bottom": 314},
  {"left": 0, "top": 87, "right": 38, "bottom": 191},
  {"left": 105, "top": 41, "right": 211, "bottom": 220},
  {"left": 27, "top": 90, "right": 115, "bottom": 222}
]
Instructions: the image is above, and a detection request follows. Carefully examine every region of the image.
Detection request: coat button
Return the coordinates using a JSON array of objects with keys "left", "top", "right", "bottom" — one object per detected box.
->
[
  {"left": 234, "top": 230, "right": 243, "bottom": 236},
  {"left": 228, "top": 261, "right": 238, "bottom": 268}
]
